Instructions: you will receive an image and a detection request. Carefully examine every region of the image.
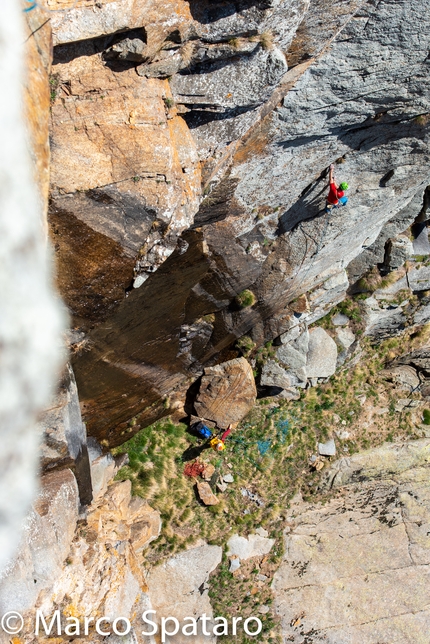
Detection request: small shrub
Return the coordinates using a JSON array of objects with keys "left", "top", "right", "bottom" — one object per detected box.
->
[
  {"left": 163, "top": 97, "right": 175, "bottom": 109},
  {"left": 235, "top": 289, "right": 256, "bottom": 308},
  {"left": 237, "top": 335, "right": 256, "bottom": 357},
  {"left": 423, "top": 409, "right": 430, "bottom": 425},
  {"left": 181, "top": 41, "right": 196, "bottom": 66},
  {"left": 414, "top": 114, "right": 430, "bottom": 126},
  {"left": 49, "top": 74, "right": 60, "bottom": 104},
  {"left": 228, "top": 37, "right": 240, "bottom": 49},
  {"left": 259, "top": 31, "right": 274, "bottom": 50}
]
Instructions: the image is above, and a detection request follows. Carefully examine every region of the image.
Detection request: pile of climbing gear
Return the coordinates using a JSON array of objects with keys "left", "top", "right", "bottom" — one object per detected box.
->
[{"left": 191, "top": 419, "right": 234, "bottom": 452}]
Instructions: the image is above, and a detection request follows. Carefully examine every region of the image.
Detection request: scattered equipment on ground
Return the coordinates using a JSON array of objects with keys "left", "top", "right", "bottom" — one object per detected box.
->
[{"left": 210, "top": 437, "right": 226, "bottom": 452}]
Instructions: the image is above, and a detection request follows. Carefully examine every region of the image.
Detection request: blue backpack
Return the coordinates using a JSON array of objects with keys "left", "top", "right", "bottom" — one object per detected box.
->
[{"left": 195, "top": 422, "right": 212, "bottom": 440}]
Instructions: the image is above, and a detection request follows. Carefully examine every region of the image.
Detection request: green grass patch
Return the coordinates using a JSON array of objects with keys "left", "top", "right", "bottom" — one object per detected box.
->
[
  {"left": 235, "top": 289, "right": 256, "bottom": 308},
  {"left": 423, "top": 409, "right": 430, "bottom": 425}
]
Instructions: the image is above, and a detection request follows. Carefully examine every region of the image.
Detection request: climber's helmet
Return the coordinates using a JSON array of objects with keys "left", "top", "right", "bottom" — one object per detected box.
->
[{"left": 339, "top": 182, "right": 349, "bottom": 191}]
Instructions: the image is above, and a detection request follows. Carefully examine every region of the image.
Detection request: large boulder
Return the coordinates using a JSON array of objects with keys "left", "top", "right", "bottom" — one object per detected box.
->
[
  {"left": 363, "top": 296, "right": 406, "bottom": 340},
  {"left": 194, "top": 357, "right": 257, "bottom": 429},
  {"left": 394, "top": 347, "right": 430, "bottom": 376},
  {"left": 384, "top": 234, "right": 414, "bottom": 271},
  {"left": 380, "top": 365, "right": 421, "bottom": 392},
  {"left": 306, "top": 327, "right": 338, "bottom": 379},
  {"left": 260, "top": 359, "right": 299, "bottom": 390}
]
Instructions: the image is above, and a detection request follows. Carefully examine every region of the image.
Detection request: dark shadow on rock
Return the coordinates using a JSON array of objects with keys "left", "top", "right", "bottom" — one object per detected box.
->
[
  {"left": 179, "top": 56, "right": 236, "bottom": 77},
  {"left": 184, "top": 375, "right": 202, "bottom": 417},
  {"left": 54, "top": 28, "right": 146, "bottom": 69},
  {"left": 103, "top": 59, "right": 138, "bottom": 72},
  {"left": 182, "top": 104, "right": 256, "bottom": 129},
  {"left": 187, "top": 0, "right": 272, "bottom": 24},
  {"left": 192, "top": 177, "right": 241, "bottom": 228},
  {"left": 276, "top": 118, "right": 428, "bottom": 158},
  {"left": 276, "top": 179, "right": 328, "bottom": 235},
  {"left": 379, "top": 169, "right": 395, "bottom": 187},
  {"left": 257, "top": 385, "right": 283, "bottom": 398},
  {"left": 275, "top": 134, "right": 323, "bottom": 150}
]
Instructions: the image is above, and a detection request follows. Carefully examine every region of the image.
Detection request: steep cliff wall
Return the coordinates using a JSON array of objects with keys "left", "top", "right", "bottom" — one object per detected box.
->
[{"left": 45, "top": 0, "right": 430, "bottom": 443}]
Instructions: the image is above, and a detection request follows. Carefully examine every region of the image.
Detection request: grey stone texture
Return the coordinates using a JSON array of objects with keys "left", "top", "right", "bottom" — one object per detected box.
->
[
  {"left": 0, "top": 473, "right": 162, "bottom": 641},
  {"left": 384, "top": 234, "right": 414, "bottom": 271},
  {"left": 273, "top": 439, "right": 430, "bottom": 643},
  {"left": 332, "top": 313, "right": 349, "bottom": 326},
  {"left": 0, "top": 470, "right": 79, "bottom": 615},
  {"left": 335, "top": 326, "right": 355, "bottom": 350},
  {"left": 380, "top": 365, "right": 421, "bottom": 392},
  {"left": 408, "top": 265, "right": 430, "bottom": 292},
  {"left": 147, "top": 544, "right": 222, "bottom": 644},
  {"left": 318, "top": 438, "right": 336, "bottom": 457},
  {"left": 306, "top": 328, "right": 338, "bottom": 379},
  {"left": 39, "top": 364, "right": 88, "bottom": 469},
  {"left": 62, "top": 0, "right": 430, "bottom": 445},
  {"left": 261, "top": 359, "right": 298, "bottom": 390},
  {"left": 363, "top": 296, "right": 406, "bottom": 340},
  {"left": 227, "top": 533, "right": 275, "bottom": 561},
  {"left": 272, "top": 323, "right": 339, "bottom": 393}
]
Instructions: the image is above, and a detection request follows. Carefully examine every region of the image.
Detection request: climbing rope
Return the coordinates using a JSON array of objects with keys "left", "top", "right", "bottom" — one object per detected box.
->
[
  {"left": 23, "top": 0, "right": 81, "bottom": 21},
  {"left": 23, "top": 1, "right": 37, "bottom": 13},
  {"left": 227, "top": 410, "right": 291, "bottom": 469}
]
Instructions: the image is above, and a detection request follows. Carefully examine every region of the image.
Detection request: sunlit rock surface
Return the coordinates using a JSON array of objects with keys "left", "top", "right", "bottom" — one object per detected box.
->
[{"left": 273, "top": 439, "right": 430, "bottom": 643}]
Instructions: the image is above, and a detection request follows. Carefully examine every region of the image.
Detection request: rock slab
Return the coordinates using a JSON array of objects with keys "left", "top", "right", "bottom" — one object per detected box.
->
[
  {"left": 197, "top": 481, "right": 219, "bottom": 506},
  {"left": 273, "top": 439, "right": 430, "bottom": 643},
  {"left": 147, "top": 543, "right": 222, "bottom": 644},
  {"left": 227, "top": 533, "right": 275, "bottom": 561}
]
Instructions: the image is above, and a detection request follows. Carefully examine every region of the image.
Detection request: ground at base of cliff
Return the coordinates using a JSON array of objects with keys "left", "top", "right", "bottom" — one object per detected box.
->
[{"left": 112, "top": 315, "right": 430, "bottom": 643}]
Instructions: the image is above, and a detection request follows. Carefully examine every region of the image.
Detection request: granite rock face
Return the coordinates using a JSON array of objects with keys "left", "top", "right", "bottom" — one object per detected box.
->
[
  {"left": 39, "top": 364, "right": 89, "bottom": 468},
  {"left": 227, "top": 533, "right": 275, "bottom": 561},
  {"left": 264, "top": 324, "right": 338, "bottom": 396},
  {"left": 273, "top": 439, "right": 430, "bottom": 643},
  {"left": 0, "top": 472, "right": 161, "bottom": 641},
  {"left": 43, "top": 0, "right": 430, "bottom": 443},
  {"left": 306, "top": 327, "right": 337, "bottom": 379},
  {"left": 50, "top": 41, "right": 201, "bottom": 328},
  {"left": 0, "top": 469, "right": 80, "bottom": 615}
]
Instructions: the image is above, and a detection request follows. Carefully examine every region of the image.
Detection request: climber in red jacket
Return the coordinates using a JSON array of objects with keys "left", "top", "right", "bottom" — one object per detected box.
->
[{"left": 326, "top": 164, "right": 349, "bottom": 212}]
